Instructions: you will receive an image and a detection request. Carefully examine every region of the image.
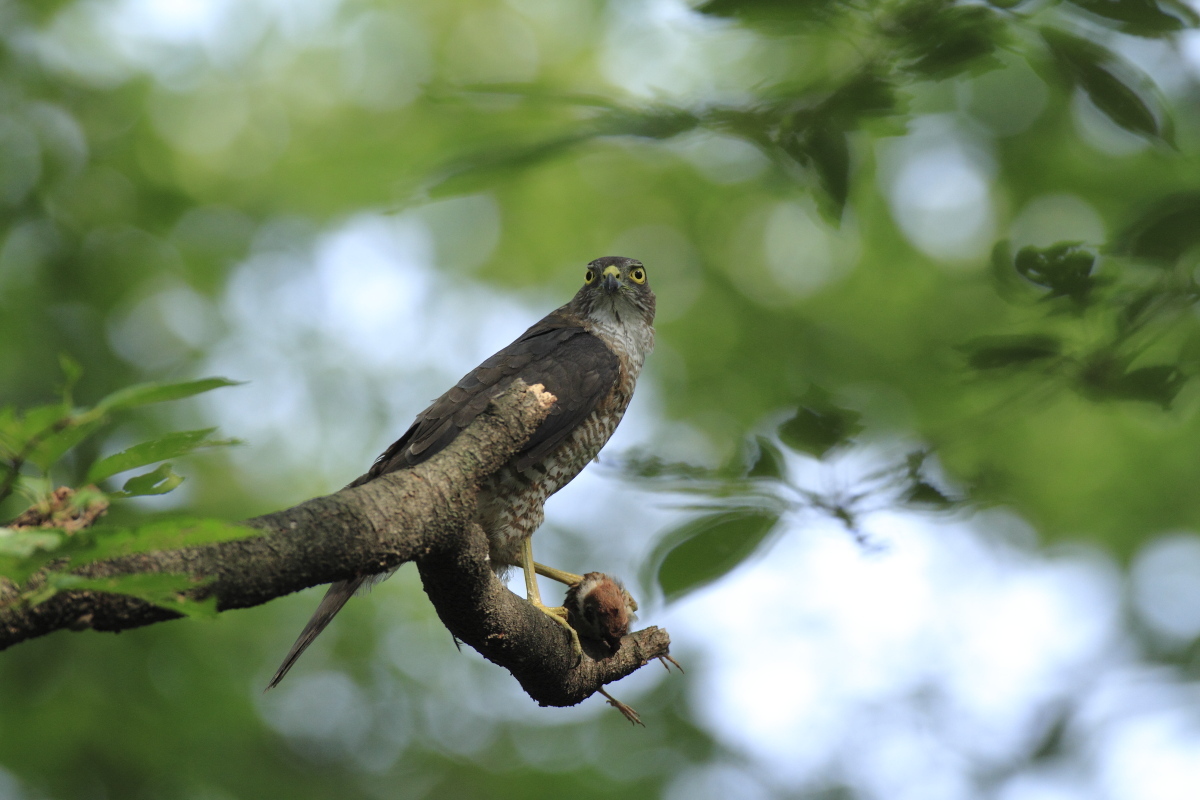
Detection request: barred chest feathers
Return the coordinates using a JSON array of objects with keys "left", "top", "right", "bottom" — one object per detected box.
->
[{"left": 480, "top": 308, "right": 653, "bottom": 570}]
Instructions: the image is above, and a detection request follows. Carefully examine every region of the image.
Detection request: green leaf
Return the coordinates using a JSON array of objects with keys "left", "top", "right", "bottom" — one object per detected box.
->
[
  {"left": 1076, "top": 63, "right": 1161, "bottom": 142},
  {"left": 64, "top": 518, "right": 259, "bottom": 568},
  {"left": 22, "top": 354, "right": 91, "bottom": 469},
  {"left": 0, "top": 407, "right": 14, "bottom": 450},
  {"left": 430, "top": 133, "right": 597, "bottom": 196},
  {"left": 1014, "top": 242, "right": 1100, "bottom": 304},
  {"left": 87, "top": 428, "right": 238, "bottom": 484},
  {"left": 964, "top": 335, "right": 1061, "bottom": 370},
  {"left": 775, "top": 123, "right": 850, "bottom": 215},
  {"left": 822, "top": 69, "right": 898, "bottom": 121},
  {"left": 904, "top": 480, "right": 956, "bottom": 508},
  {"left": 1080, "top": 363, "right": 1188, "bottom": 409},
  {"left": 620, "top": 452, "right": 717, "bottom": 481},
  {"left": 431, "top": 106, "right": 698, "bottom": 197},
  {"left": 0, "top": 527, "right": 69, "bottom": 585},
  {"left": 990, "top": 240, "right": 1038, "bottom": 302},
  {"left": 1, "top": 517, "right": 259, "bottom": 588},
  {"left": 1117, "top": 288, "right": 1162, "bottom": 333},
  {"left": 747, "top": 436, "right": 786, "bottom": 479},
  {"left": 652, "top": 508, "right": 780, "bottom": 600},
  {"left": 0, "top": 527, "right": 66, "bottom": 559},
  {"left": 0, "top": 402, "right": 70, "bottom": 459},
  {"left": 46, "top": 572, "right": 218, "bottom": 618},
  {"left": 895, "top": 3, "right": 1007, "bottom": 79},
  {"left": 806, "top": 126, "right": 850, "bottom": 216},
  {"left": 778, "top": 387, "right": 864, "bottom": 458},
  {"left": 1065, "top": 0, "right": 1190, "bottom": 37},
  {"left": 93, "top": 377, "right": 243, "bottom": 415},
  {"left": 1161, "top": 0, "right": 1200, "bottom": 26},
  {"left": 1038, "top": 25, "right": 1110, "bottom": 67},
  {"left": 1041, "top": 27, "right": 1167, "bottom": 143},
  {"left": 115, "top": 464, "right": 185, "bottom": 498},
  {"left": 899, "top": 450, "right": 958, "bottom": 509},
  {"left": 605, "top": 107, "right": 702, "bottom": 141},
  {"left": 697, "top": 0, "right": 840, "bottom": 26},
  {"left": 26, "top": 418, "right": 108, "bottom": 473},
  {"left": 58, "top": 354, "right": 82, "bottom": 406},
  {"left": 1112, "top": 192, "right": 1200, "bottom": 264},
  {"left": 4, "top": 377, "right": 241, "bottom": 475}
]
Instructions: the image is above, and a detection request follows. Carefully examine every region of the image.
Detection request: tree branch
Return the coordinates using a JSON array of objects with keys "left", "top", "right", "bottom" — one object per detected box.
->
[{"left": 0, "top": 381, "right": 672, "bottom": 707}]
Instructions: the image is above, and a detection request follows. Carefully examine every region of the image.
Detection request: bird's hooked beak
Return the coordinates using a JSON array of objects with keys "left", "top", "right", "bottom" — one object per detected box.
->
[{"left": 601, "top": 265, "right": 621, "bottom": 294}]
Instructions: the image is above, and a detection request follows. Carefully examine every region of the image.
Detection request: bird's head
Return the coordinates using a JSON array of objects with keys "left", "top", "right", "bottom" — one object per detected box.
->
[
  {"left": 571, "top": 256, "right": 655, "bottom": 325},
  {"left": 567, "top": 572, "right": 637, "bottom": 655}
]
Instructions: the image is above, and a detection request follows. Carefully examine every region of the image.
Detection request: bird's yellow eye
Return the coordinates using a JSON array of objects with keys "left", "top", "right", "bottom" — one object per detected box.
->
[
  {"left": 585, "top": 269, "right": 596, "bottom": 284},
  {"left": 629, "top": 267, "right": 646, "bottom": 284}
]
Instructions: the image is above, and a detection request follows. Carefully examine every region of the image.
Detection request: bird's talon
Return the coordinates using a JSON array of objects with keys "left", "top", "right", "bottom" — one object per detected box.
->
[{"left": 530, "top": 599, "right": 585, "bottom": 660}]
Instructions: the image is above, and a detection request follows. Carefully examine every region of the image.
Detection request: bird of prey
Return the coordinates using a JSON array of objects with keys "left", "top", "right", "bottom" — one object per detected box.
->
[{"left": 268, "top": 256, "right": 655, "bottom": 689}]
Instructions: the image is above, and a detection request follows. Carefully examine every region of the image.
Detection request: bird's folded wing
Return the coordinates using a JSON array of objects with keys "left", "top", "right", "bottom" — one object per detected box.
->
[{"left": 351, "top": 316, "right": 620, "bottom": 485}]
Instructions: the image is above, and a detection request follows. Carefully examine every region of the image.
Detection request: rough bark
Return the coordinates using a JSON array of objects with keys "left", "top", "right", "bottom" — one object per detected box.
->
[{"left": 0, "top": 382, "right": 672, "bottom": 707}]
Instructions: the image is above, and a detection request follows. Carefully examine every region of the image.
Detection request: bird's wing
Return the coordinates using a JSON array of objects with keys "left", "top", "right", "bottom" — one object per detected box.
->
[{"left": 352, "top": 314, "right": 620, "bottom": 485}]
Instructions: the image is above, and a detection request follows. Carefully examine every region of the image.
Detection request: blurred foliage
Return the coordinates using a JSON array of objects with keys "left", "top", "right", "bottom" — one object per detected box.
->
[
  {"left": 1, "top": 368, "right": 246, "bottom": 609},
  {"left": 629, "top": 402, "right": 955, "bottom": 599},
  {"left": 3, "top": 0, "right": 1200, "bottom": 796}
]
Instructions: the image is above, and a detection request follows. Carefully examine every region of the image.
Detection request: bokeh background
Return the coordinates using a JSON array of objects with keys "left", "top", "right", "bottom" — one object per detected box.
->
[{"left": 4, "top": 0, "right": 1200, "bottom": 797}]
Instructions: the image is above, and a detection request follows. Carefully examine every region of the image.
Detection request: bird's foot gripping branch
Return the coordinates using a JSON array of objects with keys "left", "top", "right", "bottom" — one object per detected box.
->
[{"left": 0, "top": 381, "right": 673, "bottom": 709}]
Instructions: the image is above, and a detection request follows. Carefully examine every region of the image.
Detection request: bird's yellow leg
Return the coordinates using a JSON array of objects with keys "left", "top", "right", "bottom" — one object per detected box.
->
[
  {"left": 534, "top": 562, "right": 584, "bottom": 586},
  {"left": 536, "top": 563, "right": 641, "bottom": 616},
  {"left": 522, "top": 538, "right": 583, "bottom": 658}
]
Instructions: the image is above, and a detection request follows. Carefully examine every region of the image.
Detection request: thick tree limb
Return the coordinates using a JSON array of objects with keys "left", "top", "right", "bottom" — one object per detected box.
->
[{"left": 0, "top": 382, "right": 672, "bottom": 707}]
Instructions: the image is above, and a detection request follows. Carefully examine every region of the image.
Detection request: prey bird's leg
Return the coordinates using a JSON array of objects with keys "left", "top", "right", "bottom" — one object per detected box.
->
[
  {"left": 522, "top": 538, "right": 584, "bottom": 659},
  {"left": 598, "top": 687, "right": 644, "bottom": 727},
  {"left": 658, "top": 654, "right": 684, "bottom": 673},
  {"left": 534, "top": 562, "right": 584, "bottom": 586}
]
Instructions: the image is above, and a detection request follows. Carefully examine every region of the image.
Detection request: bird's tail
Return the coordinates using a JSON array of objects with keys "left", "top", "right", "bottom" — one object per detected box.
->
[{"left": 265, "top": 575, "right": 367, "bottom": 691}]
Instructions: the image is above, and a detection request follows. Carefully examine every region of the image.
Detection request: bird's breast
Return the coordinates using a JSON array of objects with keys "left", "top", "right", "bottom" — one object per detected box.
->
[
  {"left": 476, "top": 382, "right": 635, "bottom": 567},
  {"left": 582, "top": 306, "right": 654, "bottom": 382},
  {"left": 476, "top": 305, "right": 651, "bottom": 569}
]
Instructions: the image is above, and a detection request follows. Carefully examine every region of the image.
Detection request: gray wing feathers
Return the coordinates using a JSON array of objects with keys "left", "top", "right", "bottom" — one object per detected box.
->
[
  {"left": 353, "top": 318, "right": 619, "bottom": 483},
  {"left": 512, "top": 334, "right": 616, "bottom": 470}
]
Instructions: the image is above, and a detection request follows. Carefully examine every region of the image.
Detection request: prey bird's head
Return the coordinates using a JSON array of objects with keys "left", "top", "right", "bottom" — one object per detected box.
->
[
  {"left": 570, "top": 255, "right": 655, "bottom": 326},
  {"left": 566, "top": 572, "right": 638, "bottom": 655}
]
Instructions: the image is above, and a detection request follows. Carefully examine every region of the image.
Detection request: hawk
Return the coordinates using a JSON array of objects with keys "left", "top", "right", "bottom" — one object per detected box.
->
[{"left": 268, "top": 256, "right": 655, "bottom": 688}]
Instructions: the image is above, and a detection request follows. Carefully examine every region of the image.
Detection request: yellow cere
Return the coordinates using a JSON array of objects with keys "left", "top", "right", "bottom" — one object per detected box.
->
[{"left": 602, "top": 265, "right": 621, "bottom": 278}]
